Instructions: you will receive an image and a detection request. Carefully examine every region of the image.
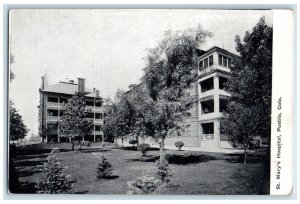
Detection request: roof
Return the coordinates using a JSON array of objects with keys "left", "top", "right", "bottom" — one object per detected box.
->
[
  {"left": 42, "top": 81, "right": 97, "bottom": 98},
  {"left": 198, "top": 46, "right": 241, "bottom": 59}
]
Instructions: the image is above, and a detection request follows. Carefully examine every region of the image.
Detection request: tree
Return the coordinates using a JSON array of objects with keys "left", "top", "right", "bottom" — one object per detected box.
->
[
  {"left": 35, "top": 149, "right": 72, "bottom": 194},
  {"left": 138, "top": 25, "right": 212, "bottom": 161},
  {"left": 60, "top": 92, "right": 93, "bottom": 151},
  {"left": 103, "top": 90, "right": 138, "bottom": 147},
  {"left": 10, "top": 102, "right": 29, "bottom": 142},
  {"left": 221, "top": 17, "right": 272, "bottom": 164}
]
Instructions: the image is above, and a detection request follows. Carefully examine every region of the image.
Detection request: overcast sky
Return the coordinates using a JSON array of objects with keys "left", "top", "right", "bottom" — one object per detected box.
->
[{"left": 9, "top": 9, "right": 272, "bottom": 136}]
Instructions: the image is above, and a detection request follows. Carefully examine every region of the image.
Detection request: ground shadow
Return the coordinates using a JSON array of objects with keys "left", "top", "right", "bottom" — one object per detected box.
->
[
  {"left": 14, "top": 160, "right": 47, "bottom": 168},
  {"left": 98, "top": 175, "right": 120, "bottom": 180},
  {"left": 127, "top": 155, "right": 160, "bottom": 163},
  {"left": 16, "top": 167, "right": 42, "bottom": 178},
  {"left": 165, "top": 154, "right": 217, "bottom": 165},
  {"left": 18, "top": 181, "right": 37, "bottom": 194},
  {"left": 222, "top": 152, "right": 269, "bottom": 164}
]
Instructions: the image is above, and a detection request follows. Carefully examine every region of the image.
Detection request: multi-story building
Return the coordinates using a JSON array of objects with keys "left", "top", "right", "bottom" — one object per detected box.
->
[
  {"left": 38, "top": 75, "right": 104, "bottom": 143},
  {"left": 121, "top": 46, "right": 240, "bottom": 149}
]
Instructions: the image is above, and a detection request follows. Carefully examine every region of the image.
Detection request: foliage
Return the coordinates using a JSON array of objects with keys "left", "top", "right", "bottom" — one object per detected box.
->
[
  {"left": 96, "top": 156, "right": 114, "bottom": 179},
  {"left": 175, "top": 141, "right": 184, "bottom": 150},
  {"left": 103, "top": 89, "right": 141, "bottom": 146},
  {"left": 221, "top": 17, "right": 272, "bottom": 163},
  {"left": 60, "top": 92, "right": 93, "bottom": 150},
  {"left": 155, "top": 157, "right": 172, "bottom": 183},
  {"left": 10, "top": 102, "right": 29, "bottom": 141},
  {"left": 35, "top": 148, "right": 72, "bottom": 194},
  {"left": 136, "top": 25, "right": 212, "bottom": 160},
  {"left": 137, "top": 143, "right": 150, "bottom": 156},
  {"left": 28, "top": 134, "right": 42, "bottom": 144},
  {"left": 127, "top": 176, "right": 164, "bottom": 194}
]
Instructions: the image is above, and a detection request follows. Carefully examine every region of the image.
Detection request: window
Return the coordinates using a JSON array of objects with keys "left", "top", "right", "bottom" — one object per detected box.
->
[
  {"left": 228, "top": 58, "right": 232, "bottom": 67},
  {"left": 202, "top": 123, "right": 214, "bottom": 134},
  {"left": 95, "top": 102, "right": 102, "bottom": 107},
  {"left": 200, "top": 99, "right": 214, "bottom": 114},
  {"left": 86, "top": 112, "right": 94, "bottom": 118},
  {"left": 48, "top": 97, "right": 58, "bottom": 103},
  {"left": 95, "top": 125, "right": 102, "bottom": 131},
  {"left": 185, "top": 124, "right": 191, "bottom": 136},
  {"left": 223, "top": 57, "right": 228, "bottom": 67},
  {"left": 200, "top": 78, "right": 214, "bottom": 93},
  {"left": 60, "top": 98, "right": 68, "bottom": 103},
  {"left": 218, "top": 54, "right": 222, "bottom": 65},
  {"left": 85, "top": 101, "right": 94, "bottom": 106},
  {"left": 199, "top": 61, "right": 203, "bottom": 69},
  {"left": 209, "top": 55, "right": 213, "bottom": 66},
  {"left": 204, "top": 58, "right": 208, "bottom": 68},
  {"left": 219, "top": 99, "right": 228, "bottom": 113},
  {"left": 219, "top": 77, "right": 228, "bottom": 90},
  {"left": 95, "top": 113, "right": 102, "bottom": 119}
]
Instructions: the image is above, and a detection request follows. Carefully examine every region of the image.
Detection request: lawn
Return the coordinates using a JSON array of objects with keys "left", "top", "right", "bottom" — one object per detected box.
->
[{"left": 12, "top": 142, "right": 270, "bottom": 195}]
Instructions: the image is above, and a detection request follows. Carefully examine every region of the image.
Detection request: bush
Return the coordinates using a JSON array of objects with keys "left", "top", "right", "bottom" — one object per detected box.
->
[
  {"left": 129, "top": 140, "right": 137, "bottom": 145},
  {"left": 137, "top": 143, "right": 150, "bottom": 156},
  {"left": 35, "top": 148, "right": 72, "bottom": 194},
  {"left": 81, "top": 141, "right": 91, "bottom": 147},
  {"left": 96, "top": 156, "right": 113, "bottom": 179},
  {"left": 127, "top": 176, "right": 164, "bottom": 194},
  {"left": 175, "top": 141, "right": 184, "bottom": 151},
  {"left": 155, "top": 157, "right": 172, "bottom": 183}
]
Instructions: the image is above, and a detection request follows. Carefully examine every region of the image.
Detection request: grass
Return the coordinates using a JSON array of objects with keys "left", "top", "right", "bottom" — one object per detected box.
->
[{"left": 12, "top": 142, "right": 270, "bottom": 195}]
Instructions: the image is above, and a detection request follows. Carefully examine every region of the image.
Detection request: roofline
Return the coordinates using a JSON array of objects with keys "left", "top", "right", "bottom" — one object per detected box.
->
[{"left": 199, "top": 46, "right": 241, "bottom": 59}]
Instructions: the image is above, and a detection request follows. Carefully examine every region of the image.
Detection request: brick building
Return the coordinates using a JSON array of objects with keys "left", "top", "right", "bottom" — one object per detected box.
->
[{"left": 38, "top": 76, "right": 104, "bottom": 142}]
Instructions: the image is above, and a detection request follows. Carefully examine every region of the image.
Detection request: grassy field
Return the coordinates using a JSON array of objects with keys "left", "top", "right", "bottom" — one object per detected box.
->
[{"left": 12, "top": 142, "right": 270, "bottom": 195}]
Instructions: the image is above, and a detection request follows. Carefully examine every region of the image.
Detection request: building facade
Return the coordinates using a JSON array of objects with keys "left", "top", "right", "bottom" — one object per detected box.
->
[
  {"left": 38, "top": 76, "right": 104, "bottom": 143},
  {"left": 120, "top": 46, "right": 240, "bottom": 149}
]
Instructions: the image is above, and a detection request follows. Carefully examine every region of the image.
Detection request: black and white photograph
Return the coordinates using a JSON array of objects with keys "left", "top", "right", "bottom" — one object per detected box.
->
[{"left": 6, "top": 8, "right": 292, "bottom": 196}]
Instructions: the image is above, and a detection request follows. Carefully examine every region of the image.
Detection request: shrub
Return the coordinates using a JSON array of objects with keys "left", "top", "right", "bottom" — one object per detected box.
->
[
  {"left": 127, "top": 176, "right": 164, "bottom": 194},
  {"left": 129, "top": 140, "right": 137, "bottom": 145},
  {"left": 35, "top": 148, "right": 72, "bottom": 194},
  {"left": 96, "top": 156, "right": 113, "bottom": 179},
  {"left": 81, "top": 141, "right": 91, "bottom": 147},
  {"left": 137, "top": 143, "right": 150, "bottom": 156},
  {"left": 175, "top": 141, "right": 184, "bottom": 151},
  {"left": 155, "top": 157, "right": 172, "bottom": 183}
]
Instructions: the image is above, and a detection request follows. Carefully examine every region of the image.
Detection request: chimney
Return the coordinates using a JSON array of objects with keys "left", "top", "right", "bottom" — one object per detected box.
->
[
  {"left": 96, "top": 90, "right": 99, "bottom": 98},
  {"left": 41, "top": 74, "right": 48, "bottom": 90},
  {"left": 78, "top": 78, "right": 85, "bottom": 93},
  {"left": 41, "top": 76, "right": 45, "bottom": 90},
  {"left": 93, "top": 88, "right": 96, "bottom": 93}
]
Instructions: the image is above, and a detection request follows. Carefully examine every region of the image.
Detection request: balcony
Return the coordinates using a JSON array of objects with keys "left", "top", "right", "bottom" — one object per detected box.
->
[
  {"left": 200, "top": 134, "right": 214, "bottom": 140},
  {"left": 198, "top": 65, "right": 231, "bottom": 77},
  {"left": 92, "top": 131, "right": 102, "bottom": 135},
  {"left": 47, "top": 116, "right": 59, "bottom": 122}
]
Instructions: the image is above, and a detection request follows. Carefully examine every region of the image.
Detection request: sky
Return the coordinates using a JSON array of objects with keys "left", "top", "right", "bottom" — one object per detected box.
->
[{"left": 9, "top": 9, "right": 272, "bottom": 137}]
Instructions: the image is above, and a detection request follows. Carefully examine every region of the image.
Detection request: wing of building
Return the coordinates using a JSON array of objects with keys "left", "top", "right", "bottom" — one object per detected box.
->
[
  {"left": 122, "top": 46, "right": 240, "bottom": 149},
  {"left": 38, "top": 76, "right": 104, "bottom": 143}
]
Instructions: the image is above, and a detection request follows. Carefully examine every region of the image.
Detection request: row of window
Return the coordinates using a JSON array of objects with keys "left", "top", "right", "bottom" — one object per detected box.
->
[
  {"left": 200, "top": 76, "right": 228, "bottom": 93},
  {"left": 199, "top": 55, "right": 213, "bottom": 69},
  {"left": 47, "top": 123, "right": 103, "bottom": 131},
  {"left": 198, "top": 54, "right": 232, "bottom": 70},
  {"left": 47, "top": 97, "right": 102, "bottom": 107},
  {"left": 47, "top": 110, "right": 103, "bottom": 119},
  {"left": 218, "top": 54, "right": 232, "bottom": 68}
]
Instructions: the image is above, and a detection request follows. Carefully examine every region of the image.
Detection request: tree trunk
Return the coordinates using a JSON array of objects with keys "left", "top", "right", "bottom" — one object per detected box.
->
[
  {"left": 244, "top": 148, "right": 248, "bottom": 164},
  {"left": 159, "top": 137, "right": 165, "bottom": 162},
  {"left": 101, "top": 134, "right": 105, "bottom": 147},
  {"left": 121, "top": 138, "right": 124, "bottom": 149},
  {"left": 136, "top": 135, "right": 139, "bottom": 145},
  {"left": 71, "top": 139, "right": 75, "bottom": 151}
]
